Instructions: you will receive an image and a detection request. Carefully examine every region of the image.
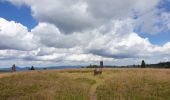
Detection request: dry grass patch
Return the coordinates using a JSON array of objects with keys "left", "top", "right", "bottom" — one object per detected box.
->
[
  {"left": 97, "top": 69, "right": 170, "bottom": 100},
  {"left": 1, "top": 68, "right": 170, "bottom": 100},
  {"left": 0, "top": 70, "right": 94, "bottom": 100}
]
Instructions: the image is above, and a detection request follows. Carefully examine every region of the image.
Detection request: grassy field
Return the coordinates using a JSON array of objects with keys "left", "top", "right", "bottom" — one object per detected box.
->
[{"left": 0, "top": 68, "right": 170, "bottom": 100}]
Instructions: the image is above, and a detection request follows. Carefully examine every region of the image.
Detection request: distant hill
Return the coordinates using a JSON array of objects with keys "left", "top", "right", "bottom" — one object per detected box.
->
[
  {"left": 147, "top": 62, "right": 170, "bottom": 68},
  {"left": 0, "top": 68, "right": 10, "bottom": 72},
  {"left": 0, "top": 66, "right": 81, "bottom": 72}
]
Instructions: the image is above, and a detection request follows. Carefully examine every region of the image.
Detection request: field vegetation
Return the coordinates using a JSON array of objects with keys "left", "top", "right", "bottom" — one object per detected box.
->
[{"left": 0, "top": 68, "right": 170, "bottom": 100}]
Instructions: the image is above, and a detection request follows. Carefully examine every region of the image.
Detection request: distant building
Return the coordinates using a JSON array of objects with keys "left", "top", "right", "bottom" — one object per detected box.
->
[
  {"left": 11, "top": 64, "right": 16, "bottom": 72},
  {"left": 100, "top": 61, "right": 103, "bottom": 68}
]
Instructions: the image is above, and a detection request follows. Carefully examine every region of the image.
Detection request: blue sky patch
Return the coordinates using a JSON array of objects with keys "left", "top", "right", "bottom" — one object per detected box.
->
[{"left": 0, "top": 1, "right": 37, "bottom": 30}]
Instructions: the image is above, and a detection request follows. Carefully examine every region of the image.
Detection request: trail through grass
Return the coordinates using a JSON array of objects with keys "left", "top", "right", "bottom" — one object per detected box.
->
[{"left": 89, "top": 76, "right": 104, "bottom": 100}]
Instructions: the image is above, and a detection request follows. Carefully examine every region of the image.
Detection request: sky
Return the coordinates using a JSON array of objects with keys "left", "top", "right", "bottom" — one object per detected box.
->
[{"left": 0, "top": 0, "right": 170, "bottom": 67}]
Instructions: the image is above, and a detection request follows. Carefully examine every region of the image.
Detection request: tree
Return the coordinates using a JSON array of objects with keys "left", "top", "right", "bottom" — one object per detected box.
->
[
  {"left": 141, "top": 60, "right": 146, "bottom": 68},
  {"left": 11, "top": 64, "right": 16, "bottom": 72},
  {"left": 30, "top": 66, "right": 35, "bottom": 70}
]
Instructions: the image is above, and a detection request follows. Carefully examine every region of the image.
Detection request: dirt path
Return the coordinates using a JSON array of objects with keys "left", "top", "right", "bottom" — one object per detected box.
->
[{"left": 90, "top": 76, "right": 104, "bottom": 100}]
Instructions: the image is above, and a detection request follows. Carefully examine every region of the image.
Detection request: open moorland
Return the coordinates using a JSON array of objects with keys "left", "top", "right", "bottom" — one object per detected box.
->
[{"left": 0, "top": 68, "right": 170, "bottom": 100}]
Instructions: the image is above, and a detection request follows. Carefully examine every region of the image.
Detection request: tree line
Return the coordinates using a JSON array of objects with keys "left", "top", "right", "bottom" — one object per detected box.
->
[{"left": 87, "top": 60, "right": 170, "bottom": 68}]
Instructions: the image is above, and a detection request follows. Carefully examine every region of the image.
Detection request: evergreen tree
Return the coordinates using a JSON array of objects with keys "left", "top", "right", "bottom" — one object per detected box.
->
[
  {"left": 30, "top": 66, "right": 35, "bottom": 70},
  {"left": 141, "top": 60, "right": 146, "bottom": 68}
]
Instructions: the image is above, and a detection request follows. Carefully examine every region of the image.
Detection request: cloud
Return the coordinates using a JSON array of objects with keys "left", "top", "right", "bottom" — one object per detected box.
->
[
  {"left": 7, "top": 0, "right": 97, "bottom": 33},
  {"left": 1, "top": 0, "right": 170, "bottom": 67},
  {"left": 0, "top": 18, "right": 37, "bottom": 50},
  {"left": 0, "top": 18, "right": 170, "bottom": 66},
  {"left": 86, "top": 0, "right": 159, "bottom": 19},
  {"left": 6, "top": 0, "right": 161, "bottom": 34},
  {"left": 30, "top": 19, "right": 170, "bottom": 60},
  {"left": 32, "top": 23, "right": 85, "bottom": 48}
]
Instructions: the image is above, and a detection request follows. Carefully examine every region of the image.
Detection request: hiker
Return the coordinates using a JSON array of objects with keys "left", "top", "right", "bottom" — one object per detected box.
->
[
  {"left": 94, "top": 68, "right": 102, "bottom": 76},
  {"left": 94, "top": 61, "right": 103, "bottom": 76}
]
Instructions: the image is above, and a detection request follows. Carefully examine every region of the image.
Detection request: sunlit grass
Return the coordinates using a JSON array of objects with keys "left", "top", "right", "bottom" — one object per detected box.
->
[
  {"left": 97, "top": 69, "right": 170, "bottom": 100},
  {"left": 0, "top": 69, "right": 94, "bottom": 100},
  {"left": 0, "top": 68, "right": 170, "bottom": 100}
]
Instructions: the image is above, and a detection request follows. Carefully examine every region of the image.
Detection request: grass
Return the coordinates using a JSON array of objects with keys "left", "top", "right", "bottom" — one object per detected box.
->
[{"left": 0, "top": 68, "right": 170, "bottom": 100}]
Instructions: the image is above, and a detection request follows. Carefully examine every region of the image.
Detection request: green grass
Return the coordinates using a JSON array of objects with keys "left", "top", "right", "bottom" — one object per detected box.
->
[{"left": 0, "top": 68, "right": 170, "bottom": 100}]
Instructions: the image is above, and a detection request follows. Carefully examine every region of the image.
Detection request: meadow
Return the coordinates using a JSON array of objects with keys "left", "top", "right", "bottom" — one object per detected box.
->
[{"left": 0, "top": 68, "right": 170, "bottom": 100}]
